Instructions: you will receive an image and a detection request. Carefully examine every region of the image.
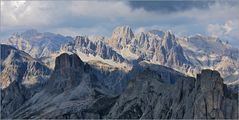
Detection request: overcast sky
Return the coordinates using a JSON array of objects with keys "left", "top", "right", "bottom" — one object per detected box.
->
[{"left": 1, "top": 0, "right": 239, "bottom": 47}]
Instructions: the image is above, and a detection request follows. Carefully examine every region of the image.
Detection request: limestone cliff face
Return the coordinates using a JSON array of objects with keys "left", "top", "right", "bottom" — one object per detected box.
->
[
  {"left": 54, "top": 53, "right": 84, "bottom": 75},
  {"left": 107, "top": 69, "right": 238, "bottom": 119},
  {"left": 45, "top": 53, "right": 86, "bottom": 93}
]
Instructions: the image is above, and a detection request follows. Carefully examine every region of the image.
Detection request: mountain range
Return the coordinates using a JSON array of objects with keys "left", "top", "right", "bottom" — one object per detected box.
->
[
  {"left": 2, "top": 26, "right": 238, "bottom": 84},
  {"left": 0, "top": 26, "right": 238, "bottom": 119}
]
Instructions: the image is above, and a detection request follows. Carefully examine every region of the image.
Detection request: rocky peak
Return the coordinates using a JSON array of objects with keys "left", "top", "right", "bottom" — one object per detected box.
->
[
  {"left": 54, "top": 53, "right": 85, "bottom": 75},
  {"left": 162, "top": 31, "right": 176, "bottom": 51},
  {"left": 112, "top": 26, "right": 134, "bottom": 40},
  {"left": 109, "top": 26, "right": 135, "bottom": 49},
  {"left": 46, "top": 53, "right": 89, "bottom": 93},
  {"left": 135, "top": 32, "right": 148, "bottom": 46},
  {"left": 74, "top": 36, "right": 90, "bottom": 47},
  {"left": 196, "top": 69, "right": 224, "bottom": 92}
]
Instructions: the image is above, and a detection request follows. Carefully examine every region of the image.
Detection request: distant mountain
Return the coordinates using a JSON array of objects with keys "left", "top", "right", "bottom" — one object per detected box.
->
[
  {"left": 177, "top": 34, "right": 239, "bottom": 83},
  {"left": 2, "top": 29, "right": 73, "bottom": 58},
  {"left": 1, "top": 26, "right": 239, "bottom": 84},
  {"left": 106, "top": 26, "right": 239, "bottom": 83}
]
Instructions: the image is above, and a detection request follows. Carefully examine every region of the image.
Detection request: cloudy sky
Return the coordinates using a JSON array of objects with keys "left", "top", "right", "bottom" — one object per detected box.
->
[{"left": 1, "top": 0, "right": 239, "bottom": 47}]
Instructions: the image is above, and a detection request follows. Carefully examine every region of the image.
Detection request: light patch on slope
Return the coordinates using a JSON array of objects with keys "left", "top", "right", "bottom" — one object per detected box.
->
[
  {"left": 74, "top": 50, "right": 131, "bottom": 70},
  {"left": 120, "top": 48, "right": 139, "bottom": 60},
  {"left": 177, "top": 37, "right": 198, "bottom": 52}
]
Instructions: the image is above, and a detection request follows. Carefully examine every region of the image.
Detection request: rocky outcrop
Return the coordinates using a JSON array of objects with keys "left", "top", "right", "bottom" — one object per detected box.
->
[
  {"left": 9, "top": 53, "right": 118, "bottom": 119},
  {"left": 107, "top": 69, "right": 238, "bottom": 119},
  {"left": 0, "top": 44, "right": 51, "bottom": 89},
  {"left": 46, "top": 53, "right": 86, "bottom": 93},
  {"left": 0, "top": 44, "right": 51, "bottom": 118}
]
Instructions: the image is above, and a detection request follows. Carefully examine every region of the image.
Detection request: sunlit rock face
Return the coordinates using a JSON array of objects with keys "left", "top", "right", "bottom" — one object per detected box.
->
[{"left": 110, "top": 26, "right": 135, "bottom": 49}]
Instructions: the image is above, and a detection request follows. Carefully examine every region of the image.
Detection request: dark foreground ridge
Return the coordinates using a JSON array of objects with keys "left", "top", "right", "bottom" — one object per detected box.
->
[
  {"left": 108, "top": 69, "right": 238, "bottom": 119},
  {"left": 1, "top": 53, "right": 238, "bottom": 119}
]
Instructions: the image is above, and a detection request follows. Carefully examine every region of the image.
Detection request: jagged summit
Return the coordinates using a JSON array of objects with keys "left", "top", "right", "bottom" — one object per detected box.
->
[{"left": 112, "top": 26, "right": 134, "bottom": 39}]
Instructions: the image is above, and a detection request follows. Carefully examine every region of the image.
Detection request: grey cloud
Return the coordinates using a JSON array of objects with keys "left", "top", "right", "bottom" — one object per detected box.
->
[{"left": 127, "top": 0, "right": 237, "bottom": 13}]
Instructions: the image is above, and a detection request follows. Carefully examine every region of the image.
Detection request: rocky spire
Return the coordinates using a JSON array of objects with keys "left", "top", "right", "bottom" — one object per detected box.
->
[{"left": 109, "top": 26, "right": 135, "bottom": 49}]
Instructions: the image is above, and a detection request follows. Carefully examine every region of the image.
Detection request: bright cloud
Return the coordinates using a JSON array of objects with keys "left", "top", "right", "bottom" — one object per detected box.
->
[
  {"left": 207, "top": 20, "right": 239, "bottom": 46},
  {"left": 207, "top": 20, "right": 238, "bottom": 37},
  {"left": 2, "top": 1, "right": 51, "bottom": 27},
  {"left": 223, "top": 20, "right": 233, "bottom": 35}
]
